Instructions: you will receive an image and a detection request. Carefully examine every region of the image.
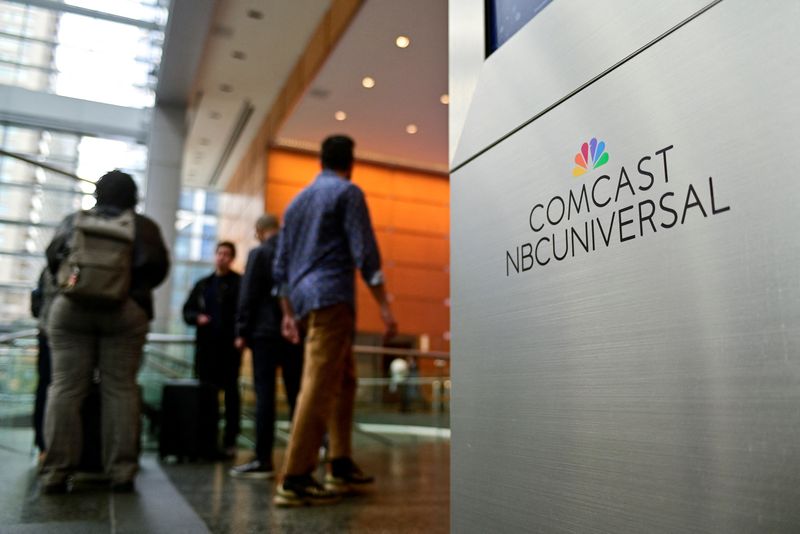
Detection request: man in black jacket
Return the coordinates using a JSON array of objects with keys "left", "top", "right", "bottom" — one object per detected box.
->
[
  {"left": 230, "top": 215, "right": 303, "bottom": 478},
  {"left": 31, "top": 267, "right": 57, "bottom": 461},
  {"left": 42, "top": 170, "right": 169, "bottom": 493},
  {"left": 183, "top": 241, "right": 242, "bottom": 456}
]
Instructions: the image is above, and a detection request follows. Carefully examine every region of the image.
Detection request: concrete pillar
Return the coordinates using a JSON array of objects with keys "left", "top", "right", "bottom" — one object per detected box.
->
[{"left": 144, "top": 104, "right": 185, "bottom": 332}]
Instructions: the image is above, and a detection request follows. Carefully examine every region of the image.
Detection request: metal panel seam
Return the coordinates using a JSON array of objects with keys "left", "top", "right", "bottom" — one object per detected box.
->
[{"left": 449, "top": 0, "right": 724, "bottom": 174}]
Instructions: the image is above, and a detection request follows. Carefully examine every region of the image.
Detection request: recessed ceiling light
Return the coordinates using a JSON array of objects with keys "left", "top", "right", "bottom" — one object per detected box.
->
[
  {"left": 396, "top": 35, "right": 410, "bottom": 48},
  {"left": 361, "top": 76, "right": 375, "bottom": 89},
  {"left": 405, "top": 124, "right": 418, "bottom": 134},
  {"left": 335, "top": 111, "right": 347, "bottom": 121},
  {"left": 232, "top": 50, "right": 246, "bottom": 60},
  {"left": 440, "top": 94, "right": 449, "bottom": 105}
]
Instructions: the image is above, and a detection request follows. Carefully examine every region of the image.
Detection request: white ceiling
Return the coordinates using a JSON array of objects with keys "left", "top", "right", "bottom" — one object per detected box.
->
[
  {"left": 276, "top": 0, "right": 449, "bottom": 174},
  {"left": 183, "top": 0, "right": 449, "bottom": 188},
  {"left": 182, "top": 0, "right": 331, "bottom": 187}
]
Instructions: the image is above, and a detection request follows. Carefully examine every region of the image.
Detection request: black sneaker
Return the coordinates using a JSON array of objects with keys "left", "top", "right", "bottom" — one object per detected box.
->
[
  {"left": 273, "top": 475, "right": 341, "bottom": 507},
  {"left": 41, "top": 479, "right": 70, "bottom": 495},
  {"left": 229, "top": 460, "right": 274, "bottom": 479},
  {"left": 325, "top": 457, "right": 374, "bottom": 490},
  {"left": 110, "top": 480, "right": 135, "bottom": 493}
]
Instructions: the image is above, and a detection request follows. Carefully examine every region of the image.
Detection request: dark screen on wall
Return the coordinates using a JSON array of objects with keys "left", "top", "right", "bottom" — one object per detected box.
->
[{"left": 486, "top": 0, "right": 552, "bottom": 56}]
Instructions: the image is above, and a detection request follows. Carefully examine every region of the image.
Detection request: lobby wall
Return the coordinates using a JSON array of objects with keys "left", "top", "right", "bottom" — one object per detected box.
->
[{"left": 266, "top": 148, "right": 450, "bottom": 353}]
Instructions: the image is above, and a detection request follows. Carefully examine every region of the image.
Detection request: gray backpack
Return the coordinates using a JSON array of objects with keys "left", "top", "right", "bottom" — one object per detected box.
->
[{"left": 57, "top": 209, "right": 135, "bottom": 306}]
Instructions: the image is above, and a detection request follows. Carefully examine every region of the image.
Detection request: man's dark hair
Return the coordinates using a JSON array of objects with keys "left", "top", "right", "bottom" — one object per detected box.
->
[
  {"left": 95, "top": 170, "right": 138, "bottom": 209},
  {"left": 321, "top": 135, "right": 355, "bottom": 172},
  {"left": 217, "top": 241, "right": 236, "bottom": 258}
]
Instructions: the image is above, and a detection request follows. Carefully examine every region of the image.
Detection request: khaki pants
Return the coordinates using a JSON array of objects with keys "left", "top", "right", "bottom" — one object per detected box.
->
[
  {"left": 282, "top": 303, "right": 356, "bottom": 477},
  {"left": 43, "top": 295, "right": 148, "bottom": 485}
]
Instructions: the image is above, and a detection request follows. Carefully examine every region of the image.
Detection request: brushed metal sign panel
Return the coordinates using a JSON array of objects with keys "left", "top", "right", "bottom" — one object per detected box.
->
[
  {"left": 451, "top": 0, "right": 711, "bottom": 168},
  {"left": 451, "top": 0, "right": 800, "bottom": 532}
]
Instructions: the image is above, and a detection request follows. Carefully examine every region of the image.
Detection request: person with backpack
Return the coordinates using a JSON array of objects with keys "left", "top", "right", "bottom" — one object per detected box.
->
[{"left": 41, "top": 170, "right": 169, "bottom": 494}]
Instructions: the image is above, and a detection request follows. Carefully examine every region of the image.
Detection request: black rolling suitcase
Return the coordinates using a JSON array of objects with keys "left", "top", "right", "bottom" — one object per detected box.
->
[
  {"left": 79, "top": 375, "right": 143, "bottom": 473},
  {"left": 79, "top": 379, "right": 103, "bottom": 472},
  {"left": 159, "top": 378, "right": 218, "bottom": 461}
]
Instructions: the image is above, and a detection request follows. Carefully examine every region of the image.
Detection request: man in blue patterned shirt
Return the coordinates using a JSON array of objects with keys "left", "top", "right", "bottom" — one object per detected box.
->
[{"left": 273, "top": 135, "right": 397, "bottom": 507}]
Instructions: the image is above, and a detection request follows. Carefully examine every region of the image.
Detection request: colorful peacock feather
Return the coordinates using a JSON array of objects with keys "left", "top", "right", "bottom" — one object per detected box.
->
[{"left": 572, "top": 138, "right": 609, "bottom": 177}]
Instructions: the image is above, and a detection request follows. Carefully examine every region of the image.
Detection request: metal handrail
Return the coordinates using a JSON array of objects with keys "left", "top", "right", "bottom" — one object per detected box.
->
[
  {"left": 353, "top": 345, "right": 449, "bottom": 360},
  {"left": 0, "top": 148, "right": 94, "bottom": 185},
  {"left": 1, "top": 329, "right": 451, "bottom": 361},
  {"left": 0, "top": 329, "right": 38, "bottom": 344}
]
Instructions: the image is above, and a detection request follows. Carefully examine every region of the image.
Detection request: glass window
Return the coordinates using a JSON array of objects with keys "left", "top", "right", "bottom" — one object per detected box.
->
[
  {"left": 179, "top": 190, "right": 194, "bottom": 212},
  {"left": 486, "top": 0, "right": 552, "bottom": 56},
  {"left": 0, "top": 1, "right": 166, "bottom": 106},
  {"left": 174, "top": 235, "right": 191, "bottom": 260},
  {"left": 0, "top": 123, "right": 147, "bottom": 327},
  {"left": 205, "top": 191, "right": 219, "bottom": 214},
  {"left": 201, "top": 238, "right": 216, "bottom": 260},
  {"left": 65, "top": 0, "right": 169, "bottom": 26}
]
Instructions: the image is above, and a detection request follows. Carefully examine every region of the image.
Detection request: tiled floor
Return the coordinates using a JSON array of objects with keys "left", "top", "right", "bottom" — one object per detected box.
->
[{"left": 0, "top": 428, "right": 450, "bottom": 533}]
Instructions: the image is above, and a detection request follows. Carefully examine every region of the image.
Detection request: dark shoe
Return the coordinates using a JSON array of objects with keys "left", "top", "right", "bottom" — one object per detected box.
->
[
  {"left": 220, "top": 446, "right": 237, "bottom": 459},
  {"left": 229, "top": 460, "right": 274, "bottom": 479},
  {"left": 273, "top": 475, "right": 341, "bottom": 507},
  {"left": 41, "top": 480, "right": 70, "bottom": 495},
  {"left": 326, "top": 457, "right": 374, "bottom": 489},
  {"left": 110, "top": 480, "right": 135, "bottom": 493}
]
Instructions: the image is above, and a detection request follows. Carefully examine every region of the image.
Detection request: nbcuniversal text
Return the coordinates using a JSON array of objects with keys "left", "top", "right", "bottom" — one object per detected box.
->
[{"left": 505, "top": 144, "right": 731, "bottom": 276}]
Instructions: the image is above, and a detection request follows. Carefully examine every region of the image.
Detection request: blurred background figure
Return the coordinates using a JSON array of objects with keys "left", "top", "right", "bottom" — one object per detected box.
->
[
  {"left": 183, "top": 241, "right": 242, "bottom": 458},
  {"left": 30, "top": 267, "right": 56, "bottom": 463},
  {"left": 230, "top": 214, "right": 303, "bottom": 479}
]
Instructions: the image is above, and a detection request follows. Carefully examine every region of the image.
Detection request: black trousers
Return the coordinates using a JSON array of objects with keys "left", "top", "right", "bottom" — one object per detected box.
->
[
  {"left": 33, "top": 332, "right": 51, "bottom": 451},
  {"left": 250, "top": 336, "right": 303, "bottom": 465}
]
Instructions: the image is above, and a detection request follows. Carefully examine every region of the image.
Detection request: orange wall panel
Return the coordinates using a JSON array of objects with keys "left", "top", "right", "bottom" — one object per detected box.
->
[
  {"left": 382, "top": 232, "right": 449, "bottom": 267},
  {"left": 386, "top": 266, "right": 449, "bottom": 300},
  {"left": 266, "top": 149, "right": 450, "bottom": 347},
  {"left": 265, "top": 183, "right": 304, "bottom": 217},
  {"left": 269, "top": 151, "right": 320, "bottom": 186},
  {"left": 390, "top": 199, "right": 449, "bottom": 234},
  {"left": 351, "top": 164, "right": 394, "bottom": 197},
  {"left": 392, "top": 170, "right": 449, "bottom": 204}
]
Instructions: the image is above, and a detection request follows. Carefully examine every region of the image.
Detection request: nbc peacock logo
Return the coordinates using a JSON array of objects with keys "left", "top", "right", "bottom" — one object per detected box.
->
[{"left": 572, "top": 138, "right": 609, "bottom": 177}]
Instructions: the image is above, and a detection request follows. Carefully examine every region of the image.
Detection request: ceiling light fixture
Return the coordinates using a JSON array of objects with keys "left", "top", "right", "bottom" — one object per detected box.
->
[
  {"left": 361, "top": 76, "right": 375, "bottom": 89},
  {"left": 406, "top": 124, "right": 418, "bottom": 134},
  {"left": 396, "top": 35, "right": 410, "bottom": 48},
  {"left": 335, "top": 111, "right": 347, "bottom": 121},
  {"left": 440, "top": 94, "right": 450, "bottom": 105}
]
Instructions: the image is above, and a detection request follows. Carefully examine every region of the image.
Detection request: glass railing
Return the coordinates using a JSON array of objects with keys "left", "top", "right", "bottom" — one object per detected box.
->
[
  {"left": 141, "top": 335, "right": 451, "bottom": 441},
  {"left": 0, "top": 329, "right": 39, "bottom": 432},
  {"left": 0, "top": 329, "right": 450, "bottom": 453}
]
